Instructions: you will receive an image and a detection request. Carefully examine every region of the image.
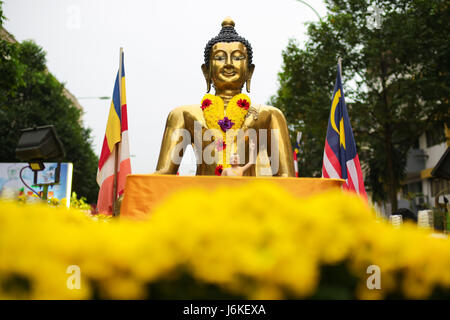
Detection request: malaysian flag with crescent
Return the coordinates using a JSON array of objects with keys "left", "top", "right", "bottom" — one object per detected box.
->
[{"left": 322, "top": 63, "right": 367, "bottom": 198}]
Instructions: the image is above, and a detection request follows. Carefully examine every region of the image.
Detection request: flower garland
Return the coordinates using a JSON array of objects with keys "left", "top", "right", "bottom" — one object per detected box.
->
[{"left": 201, "top": 93, "right": 251, "bottom": 175}]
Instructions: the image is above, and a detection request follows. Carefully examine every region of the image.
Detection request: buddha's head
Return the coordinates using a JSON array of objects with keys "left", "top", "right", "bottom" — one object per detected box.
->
[{"left": 202, "top": 17, "right": 255, "bottom": 93}]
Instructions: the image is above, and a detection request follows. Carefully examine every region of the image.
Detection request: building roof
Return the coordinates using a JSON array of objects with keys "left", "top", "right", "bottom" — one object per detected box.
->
[{"left": 431, "top": 147, "right": 450, "bottom": 180}]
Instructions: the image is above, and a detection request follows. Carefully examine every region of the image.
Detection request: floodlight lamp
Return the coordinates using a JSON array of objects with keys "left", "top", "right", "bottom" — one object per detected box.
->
[
  {"left": 15, "top": 125, "right": 65, "bottom": 167},
  {"left": 29, "top": 161, "right": 45, "bottom": 172},
  {"left": 15, "top": 125, "right": 66, "bottom": 200}
]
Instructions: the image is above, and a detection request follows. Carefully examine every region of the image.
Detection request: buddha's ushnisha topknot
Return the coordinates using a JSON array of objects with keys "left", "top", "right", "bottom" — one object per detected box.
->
[{"left": 204, "top": 17, "right": 253, "bottom": 67}]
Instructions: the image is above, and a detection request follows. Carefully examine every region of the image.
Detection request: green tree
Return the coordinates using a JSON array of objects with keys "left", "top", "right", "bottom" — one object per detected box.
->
[
  {"left": 271, "top": 0, "right": 450, "bottom": 211},
  {"left": 0, "top": 7, "right": 99, "bottom": 203}
]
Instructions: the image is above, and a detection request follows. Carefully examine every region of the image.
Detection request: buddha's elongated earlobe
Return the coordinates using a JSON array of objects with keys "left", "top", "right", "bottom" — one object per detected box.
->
[
  {"left": 245, "top": 79, "right": 251, "bottom": 93},
  {"left": 245, "top": 64, "right": 255, "bottom": 93},
  {"left": 201, "top": 64, "right": 211, "bottom": 93}
]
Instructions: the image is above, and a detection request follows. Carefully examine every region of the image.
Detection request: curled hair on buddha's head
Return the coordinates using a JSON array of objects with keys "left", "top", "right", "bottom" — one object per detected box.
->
[{"left": 204, "top": 17, "right": 253, "bottom": 67}]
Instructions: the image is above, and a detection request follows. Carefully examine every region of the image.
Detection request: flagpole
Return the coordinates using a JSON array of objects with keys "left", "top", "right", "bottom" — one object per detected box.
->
[
  {"left": 337, "top": 57, "right": 343, "bottom": 79},
  {"left": 112, "top": 47, "right": 123, "bottom": 217}
]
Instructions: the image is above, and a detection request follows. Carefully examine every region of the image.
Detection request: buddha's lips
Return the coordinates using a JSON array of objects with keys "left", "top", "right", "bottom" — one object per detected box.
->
[{"left": 221, "top": 71, "right": 236, "bottom": 76}]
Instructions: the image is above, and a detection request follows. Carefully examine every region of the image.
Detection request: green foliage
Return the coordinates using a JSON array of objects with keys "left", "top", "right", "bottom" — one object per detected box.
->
[
  {"left": 432, "top": 209, "right": 449, "bottom": 232},
  {"left": 69, "top": 192, "right": 91, "bottom": 211},
  {"left": 0, "top": 9, "right": 99, "bottom": 202},
  {"left": 0, "top": 1, "right": 4, "bottom": 26},
  {"left": 271, "top": 0, "right": 450, "bottom": 210}
]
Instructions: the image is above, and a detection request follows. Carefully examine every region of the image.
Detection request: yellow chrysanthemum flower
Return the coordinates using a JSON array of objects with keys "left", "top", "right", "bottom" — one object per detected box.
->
[{"left": 0, "top": 182, "right": 449, "bottom": 299}]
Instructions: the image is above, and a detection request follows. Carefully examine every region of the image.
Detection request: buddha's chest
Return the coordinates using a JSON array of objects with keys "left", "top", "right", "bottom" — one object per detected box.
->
[
  {"left": 190, "top": 105, "right": 268, "bottom": 131},
  {"left": 187, "top": 106, "right": 270, "bottom": 151}
]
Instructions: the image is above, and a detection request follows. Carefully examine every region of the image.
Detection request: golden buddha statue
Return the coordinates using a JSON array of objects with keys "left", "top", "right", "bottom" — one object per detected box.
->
[{"left": 155, "top": 17, "right": 295, "bottom": 177}]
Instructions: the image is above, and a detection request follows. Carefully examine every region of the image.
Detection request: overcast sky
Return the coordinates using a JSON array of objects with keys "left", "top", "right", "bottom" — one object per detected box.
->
[{"left": 3, "top": 0, "right": 328, "bottom": 174}]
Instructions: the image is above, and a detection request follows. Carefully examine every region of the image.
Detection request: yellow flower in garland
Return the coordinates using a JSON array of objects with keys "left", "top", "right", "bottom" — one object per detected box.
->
[
  {"left": 200, "top": 93, "right": 251, "bottom": 173},
  {"left": 201, "top": 93, "right": 223, "bottom": 130},
  {"left": 227, "top": 94, "right": 251, "bottom": 129}
]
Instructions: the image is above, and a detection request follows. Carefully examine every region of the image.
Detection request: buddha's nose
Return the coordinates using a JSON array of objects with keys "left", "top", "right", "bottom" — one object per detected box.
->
[{"left": 225, "top": 55, "right": 234, "bottom": 68}]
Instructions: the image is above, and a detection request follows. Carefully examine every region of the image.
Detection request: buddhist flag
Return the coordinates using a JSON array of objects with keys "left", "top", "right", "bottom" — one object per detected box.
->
[
  {"left": 96, "top": 50, "right": 132, "bottom": 214},
  {"left": 293, "top": 132, "right": 302, "bottom": 177},
  {"left": 322, "top": 63, "right": 367, "bottom": 198}
]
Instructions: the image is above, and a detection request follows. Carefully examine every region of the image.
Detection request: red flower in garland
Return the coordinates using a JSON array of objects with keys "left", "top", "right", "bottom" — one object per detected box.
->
[
  {"left": 201, "top": 99, "right": 212, "bottom": 110},
  {"left": 237, "top": 99, "right": 250, "bottom": 110},
  {"left": 216, "top": 139, "right": 226, "bottom": 151},
  {"left": 215, "top": 165, "right": 223, "bottom": 176}
]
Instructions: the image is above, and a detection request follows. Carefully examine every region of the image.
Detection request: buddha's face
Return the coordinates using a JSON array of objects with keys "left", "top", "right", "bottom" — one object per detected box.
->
[
  {"left": 210, "top": 42, "right": 247, "bottom": 91},
  {"left": 207, "top": 42, "right": 252, "bottom": 92}
]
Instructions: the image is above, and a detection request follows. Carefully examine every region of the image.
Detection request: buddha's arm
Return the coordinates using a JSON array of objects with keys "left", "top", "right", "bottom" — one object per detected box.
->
[
  {"left": 155, "top": 108, "right": 190, "bottom": 174},
  {"left": 267, "top": 108, "right": 295, "bottom": 177}
]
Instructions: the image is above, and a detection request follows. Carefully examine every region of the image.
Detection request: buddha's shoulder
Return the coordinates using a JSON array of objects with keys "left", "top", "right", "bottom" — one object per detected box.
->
[
  {"left": 166, "top": 104, "right": 202, "bottom": 118},
  {"left": 253, "top": 104, "right": 286, "bottom": 117},
  {"left": 255, "top": 104, "right": 282, "bottom": 112},
  {"left": 166, "top": 104, "right": 286, "bottom": 118},
  {"left": 170, "top": 104, "right": 201, "bottom": 112}
]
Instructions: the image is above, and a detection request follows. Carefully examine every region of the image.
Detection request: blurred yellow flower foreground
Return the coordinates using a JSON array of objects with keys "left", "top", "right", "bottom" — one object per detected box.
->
[{"left": 1, "top": 181, "right": 450, "bottom": 299}]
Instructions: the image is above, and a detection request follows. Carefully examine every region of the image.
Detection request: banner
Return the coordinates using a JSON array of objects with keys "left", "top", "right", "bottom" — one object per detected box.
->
[{"left": 0, "top": 162, "right": 73, "bottom": 207}]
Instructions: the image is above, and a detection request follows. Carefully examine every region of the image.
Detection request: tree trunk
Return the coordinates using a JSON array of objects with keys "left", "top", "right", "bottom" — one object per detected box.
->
[
  {"left": 380, "top": 55, "right": 398, "bottom": 213},
  {"left": 384, "top": 128, "right": 398, "bottom": 212}
]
